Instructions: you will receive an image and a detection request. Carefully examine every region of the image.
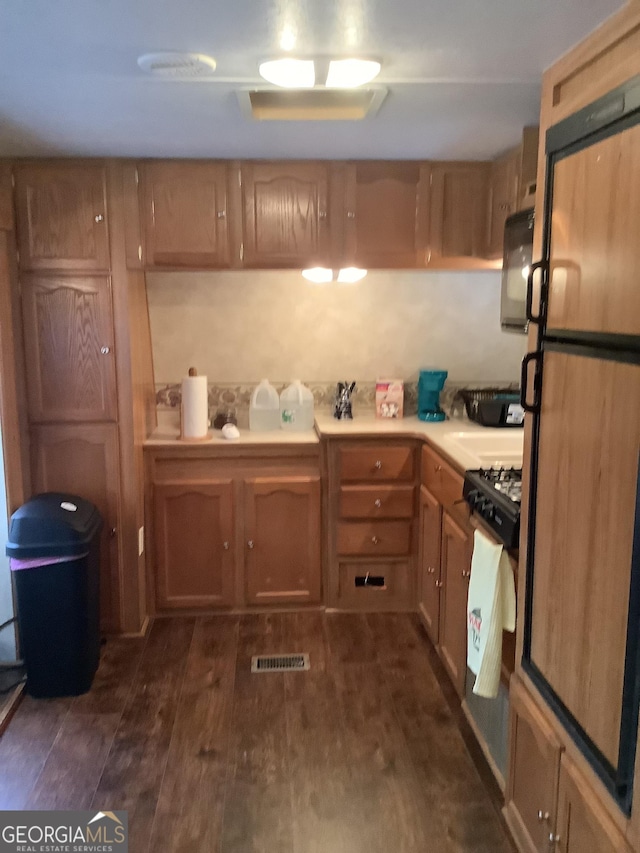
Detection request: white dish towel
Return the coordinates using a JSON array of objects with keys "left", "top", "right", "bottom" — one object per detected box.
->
[{"left": 467, "top": 528, "right": 516, "bottom": 698}]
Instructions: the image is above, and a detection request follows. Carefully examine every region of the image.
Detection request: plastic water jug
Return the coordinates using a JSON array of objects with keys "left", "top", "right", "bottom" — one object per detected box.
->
[
  {"left": 279, "top": 380, "right": 314, "bottom": 431},
  {"left": 249, "top": 379, "right": 280, "bottom": 431}
]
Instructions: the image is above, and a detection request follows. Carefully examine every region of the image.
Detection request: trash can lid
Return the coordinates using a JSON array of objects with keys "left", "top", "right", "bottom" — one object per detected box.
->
[{"left": 5, "top": 493, "right": 103, "bottom": 559}]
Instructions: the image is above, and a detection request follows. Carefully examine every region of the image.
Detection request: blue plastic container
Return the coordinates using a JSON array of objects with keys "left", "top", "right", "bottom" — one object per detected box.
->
[{"left": 418, "top": 369, "right": 448, "bottom": 422}]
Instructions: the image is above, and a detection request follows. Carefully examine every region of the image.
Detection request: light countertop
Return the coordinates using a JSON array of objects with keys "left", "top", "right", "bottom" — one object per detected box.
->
[{"left": 145, "top": 411, "right": 524, "bottom": 472}]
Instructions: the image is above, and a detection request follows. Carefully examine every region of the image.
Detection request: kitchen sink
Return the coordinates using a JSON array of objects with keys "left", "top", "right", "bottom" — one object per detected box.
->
[{"left": 443, "top": 430, "right": 524, "bottom": 468}]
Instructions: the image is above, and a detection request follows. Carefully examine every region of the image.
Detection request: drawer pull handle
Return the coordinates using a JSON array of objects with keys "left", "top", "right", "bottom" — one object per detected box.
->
[
  {"left": 223, "top": 541, "right": 230, "bottom": 550},
  {"left": 374, "top": 498, "right": 382, "bottom": 508},
  {"left": 247, "top": 540, "right": 254, "bottom": 549},
  {"left": 371, "top": 536, "right": 380, "bottom": 545},
  {"left": 537, "top": 810, "right": 550, "bottom": 822},
  {"left": 374, "top": 460, "right": 382, "bottom": 470}
]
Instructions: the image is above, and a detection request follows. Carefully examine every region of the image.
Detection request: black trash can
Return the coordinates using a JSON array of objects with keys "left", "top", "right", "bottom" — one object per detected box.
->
[{"left": 6, "top": 493, "right": 102, "bottom": 698}]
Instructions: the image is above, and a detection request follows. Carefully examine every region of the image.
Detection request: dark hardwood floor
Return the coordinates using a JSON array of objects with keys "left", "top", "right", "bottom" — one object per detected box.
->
[{"left": 0, "top": 613, "right": 515, "bottom": 853}]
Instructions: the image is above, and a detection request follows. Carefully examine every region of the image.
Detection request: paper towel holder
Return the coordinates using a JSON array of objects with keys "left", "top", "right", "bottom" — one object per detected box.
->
[{"left": 180, "top": 366, "right": 212, "bottom": 442}]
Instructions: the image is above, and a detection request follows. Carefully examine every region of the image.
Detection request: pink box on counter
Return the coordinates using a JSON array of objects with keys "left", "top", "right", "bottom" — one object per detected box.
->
[{"left": 376, "top": 379, "right": 404, "bottom": 418}]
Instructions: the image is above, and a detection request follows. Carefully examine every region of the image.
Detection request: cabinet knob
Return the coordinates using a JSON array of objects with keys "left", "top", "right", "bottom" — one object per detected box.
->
[
  {"left": 319, "top": 210, "right": 327, "bottom": 220},
  {"left": 94, "top": 213, "right": 104, "bottom": 223},
  {"left": 223, "top": 541, "right": 230, "bottom": 550},
  {"left": 371, "top": 536, "right": 380, "bottom": 545},
  {"left": 462, "top": 569, "right": 471, "bottom": 579},
  {"left": 374, "top": 498, "right": 382, "bottom": 508},
  {"left": 427, "top": 566, "right": 435, "bottom": 574},
  {"left": 217, "top": 210, "right": 226, "bottom": 219},
  {"left": 548, "top": 834, "right": 560, "bottom": 850},
  {"left": 109, "top": 527, "right": 117, "bottom": 538},
  {"left": 538, "top": 810, "right": 550, "bottom": 822},
  {"left": 374, "top": 460, "right": 382, "bottom": 470},
  {"left": 247, "top": 540, "right": 254, "bottom": 549},
  {"left": 100, "top": 346, "right": 111, "bottom": 355},
  {"left": 435, "top": 580, "right": 443, "bottom": 588},
  {"left": 434, "top": 464, "right": 442, "bottom": 472},
  {"left": 347, "top": 211, "right": 356, "bottom": 219}
]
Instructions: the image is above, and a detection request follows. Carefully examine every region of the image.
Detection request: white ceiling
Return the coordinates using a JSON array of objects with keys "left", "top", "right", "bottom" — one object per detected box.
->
[{"left": 0, "top": 0, "right": 626, "bottom": 160}]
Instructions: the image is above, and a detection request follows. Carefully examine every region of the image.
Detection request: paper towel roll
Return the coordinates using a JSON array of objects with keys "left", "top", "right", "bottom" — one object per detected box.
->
[{"left": 181, "top": 373, "right": 209, "bottom": 440}]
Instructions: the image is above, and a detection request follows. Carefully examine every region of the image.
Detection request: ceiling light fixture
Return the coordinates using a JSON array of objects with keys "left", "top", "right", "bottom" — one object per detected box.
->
[
  {"left": 259, "top": 58, "right": 315, "bottom": 88},
  {"left": 325, "top": 59, "right": 381, "bottom": 88},
  {"left": 302, "top": 267, "right": 367, "bottom": 283}
]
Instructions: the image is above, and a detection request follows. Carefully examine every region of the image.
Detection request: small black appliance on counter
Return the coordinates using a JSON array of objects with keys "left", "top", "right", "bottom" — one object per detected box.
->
[{"left": 458, "top": 388, "right": 524, "bottom": 428}]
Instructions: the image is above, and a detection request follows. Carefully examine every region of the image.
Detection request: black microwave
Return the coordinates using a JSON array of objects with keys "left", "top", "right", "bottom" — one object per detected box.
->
[{"left": 500, "top": 208, "right": 534, "bottom": 333}]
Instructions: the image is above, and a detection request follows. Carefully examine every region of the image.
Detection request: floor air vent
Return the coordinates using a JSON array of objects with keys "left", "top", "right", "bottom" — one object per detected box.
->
[{"left": 251, "top": 653, "right": 310, "bottom": 673}]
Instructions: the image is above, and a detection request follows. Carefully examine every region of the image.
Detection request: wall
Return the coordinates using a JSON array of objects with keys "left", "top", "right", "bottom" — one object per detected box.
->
[{"left": 146, "top": 269, "right": 527, "bottom": 386}]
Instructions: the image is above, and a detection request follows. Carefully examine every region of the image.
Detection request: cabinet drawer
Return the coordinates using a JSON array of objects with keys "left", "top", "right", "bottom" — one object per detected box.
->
[
  {"left": 339, "top": 445, "right": 415, "bottom": 482},
  {"left": 336, "top": 561, "right": 412, "bottom": 610},
  {"left": 421, "top": 445, "right": 463, "bottom": 506},
  {"left": 340, "top": 485, "right": 414, "bottom": 519},
  {"left": 337, "top": 520, "right": 412, "bottom": 555}
]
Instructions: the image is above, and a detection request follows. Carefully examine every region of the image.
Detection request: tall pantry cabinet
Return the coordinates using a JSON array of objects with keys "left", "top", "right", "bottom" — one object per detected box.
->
[{"left": 12, "top": 162, "right": 153, "bottom": 634}]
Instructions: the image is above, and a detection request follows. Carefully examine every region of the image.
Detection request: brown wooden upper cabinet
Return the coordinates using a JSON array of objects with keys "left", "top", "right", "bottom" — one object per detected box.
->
[
  {"left": 143, "top": 161, "right": 233, "bottom": 268},
  {"left": 427, "top": 162, "right": 490, "bottom": 267},
  {"left": 14, "top": 164, "right": 110, "bottom": 272},
  {"left": 486, "top": 127, "right": 539, "bottom": 259},
  {"left": 341, "top": 162, "right": 425, "bottom": 268},
  {"left": 21, "top": 274, "right": 117, "bottom": 423},
  {"left": 486, "top": 148, "right": 520, "bottom": 259},
  {"left": 241, "top": 162, "right": 331, "bottom": 268}
]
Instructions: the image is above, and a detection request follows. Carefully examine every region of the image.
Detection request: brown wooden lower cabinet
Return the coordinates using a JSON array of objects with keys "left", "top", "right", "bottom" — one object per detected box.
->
[
  {"left": 555, "top": 754, "right": 630, "bottom": 853},
  {"left": 30, "top": 423, "right": 121, "bottom": 633},
  {"left": 417, "top": 484, "right": 442, "bottom": 643},
  {"left": 504, "top": 680, "right": 563, "bottom": 853},
  {"left": 147, "top": 452, "right": 322, "bottom": 611},
  {"left": 244, "top": 475, "right": 321, "bottom": 605},
  {"left": 504, "top": 680, "right": 630, "bottom": 853},
  {"left": 153, "top": 480, "right": 235, "bottom": 610},
  {"left": 438, "top": 509, "right": 472, "bottom": 698}
]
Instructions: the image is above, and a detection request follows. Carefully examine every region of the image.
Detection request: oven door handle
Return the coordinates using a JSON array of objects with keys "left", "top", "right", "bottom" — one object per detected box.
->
[
  {"left": 526, "top": 260, "right": 548, "bottom": 325},
  {"left": 520, "top": 351, "right": 543, "bottom": 413}
]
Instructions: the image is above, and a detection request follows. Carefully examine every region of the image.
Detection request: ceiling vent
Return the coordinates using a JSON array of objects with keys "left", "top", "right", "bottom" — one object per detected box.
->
[
  {"left": 137, "top": 52, "right": 217, "bottom": 78},
  {"left": 237, "top": 87, "right": 387, "bottom": 121}
]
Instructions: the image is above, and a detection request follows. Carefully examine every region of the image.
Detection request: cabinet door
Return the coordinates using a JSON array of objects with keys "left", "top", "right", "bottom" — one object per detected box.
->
[
  {"left": 242, "top": 162, "right": 330, "bottom": 268},
  {"left": 556, "top": 754, "right": 629, "bottom": 853},
  {"left": 428, "top": 162, "right": 490, "bottom": 265},
  {"left": 21, "top": 274, "right": 117, "bottom": 422},
  {"left": 486, "top": 148, "right": 520, "bottom": 258},
  {"left": 153, "top": 480, "right": 235, "bottom": 610},
  {"left": 418, "top": 485, "right": 442, "bottom": 644},
  {"left": 14, "top": 164, "right": 109, "bottom": 272},
  {"left": 439, "top": 510, "right": 472, "bottom": 697},
  {"left": 343, "top": 162, "right": 424, "bottom": 268},
  {"left": 244, "top": 475, "right": 321, "bottom": 604},
  {"left": 144, "top": 161, "right": 232, "bottom": 268},
  {"left": 504, "top": 681, "right": 563, "bottom": 853},
  {"left": 30, "top": 423, "right": 121, "bottom": 633}
]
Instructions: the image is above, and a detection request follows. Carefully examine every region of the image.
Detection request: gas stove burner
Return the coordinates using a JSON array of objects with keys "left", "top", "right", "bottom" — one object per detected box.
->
[{"left": 463, "top": 466, "right": 523, "bottom": 549}]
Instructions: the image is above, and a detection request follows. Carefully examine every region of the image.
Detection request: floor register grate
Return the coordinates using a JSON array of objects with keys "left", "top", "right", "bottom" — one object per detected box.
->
[{"left": 251, "top": 653, "right": 310, "bottom": 673}]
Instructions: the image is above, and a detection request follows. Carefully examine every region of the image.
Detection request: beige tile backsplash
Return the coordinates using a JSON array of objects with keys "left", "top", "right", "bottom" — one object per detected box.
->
[{"left": 146, "top": 269, "right": 527, "bottom": 386}]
